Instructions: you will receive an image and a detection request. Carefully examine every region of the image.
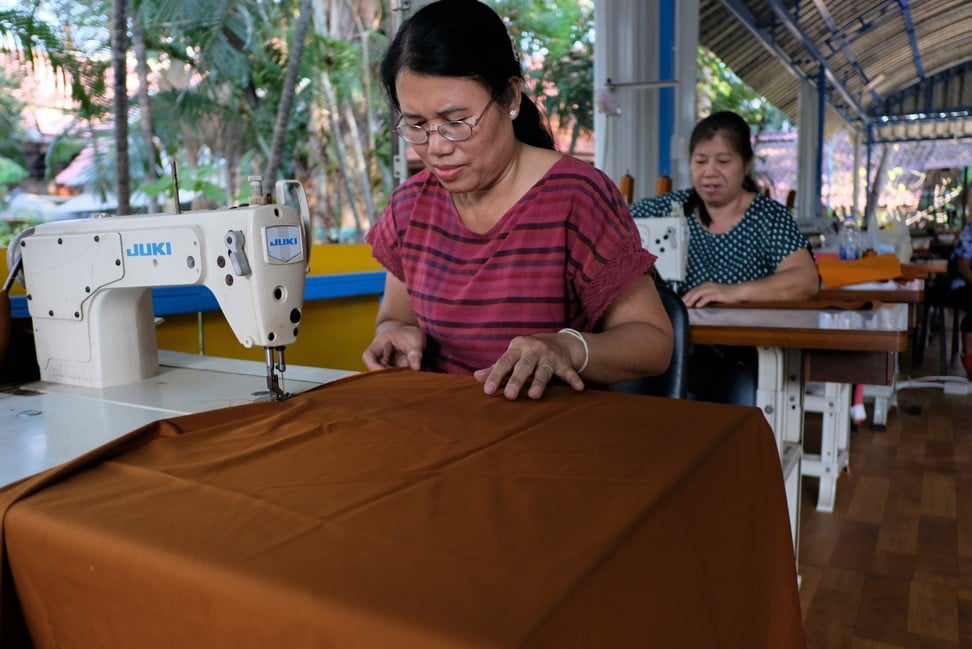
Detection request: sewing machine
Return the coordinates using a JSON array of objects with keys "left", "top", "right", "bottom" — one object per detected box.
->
[
  {"left": 9, "top": 177, "right": 310, "bottom": 401},
  {"left": 633, "top": 201, "right": 689, "bottom": 286}
]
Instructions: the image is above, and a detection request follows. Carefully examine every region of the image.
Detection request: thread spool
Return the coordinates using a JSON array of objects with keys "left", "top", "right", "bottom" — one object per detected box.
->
[
  {"left": 656, "top": 175, "right": 672, "bottom": 196},
  {"left": 619, "top": 173, "right": 634, "bottom": 204}
]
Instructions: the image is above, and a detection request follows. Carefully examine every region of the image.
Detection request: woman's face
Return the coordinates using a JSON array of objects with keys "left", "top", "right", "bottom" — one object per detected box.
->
[
  {"left": 690, "top": 133, "right": 751, "bottom": 208},
  {"left": 394, "top": 71, "right": 516, "bottom": 194}
]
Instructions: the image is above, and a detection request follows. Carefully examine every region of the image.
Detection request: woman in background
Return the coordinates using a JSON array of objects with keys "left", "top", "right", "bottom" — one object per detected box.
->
[{"left": 630, "top": 111, "right": 819, "bottom": 404}]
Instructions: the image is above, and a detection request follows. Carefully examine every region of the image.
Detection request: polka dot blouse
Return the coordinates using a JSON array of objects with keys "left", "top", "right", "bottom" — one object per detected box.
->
[{"left": 629, "top": 189, "right": 811, "bottom": 291}]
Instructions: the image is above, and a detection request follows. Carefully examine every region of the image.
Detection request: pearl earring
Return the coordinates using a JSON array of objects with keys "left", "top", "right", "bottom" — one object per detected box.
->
[{"left": 510, "top": 110, "right": 518, "bottom": 118}]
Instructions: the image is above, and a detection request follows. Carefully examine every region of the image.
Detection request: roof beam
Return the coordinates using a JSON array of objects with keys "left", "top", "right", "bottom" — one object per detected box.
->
[
  {"left": 761, "top": 0, "right": 869, "bottom": 120},
  {"left": 722, "top": 0, "right": 870, "bottom": 123},
  {"left": 811, "top": 0, "right": 882, "bottom": 104},
  {"left": 896, "top": 0, "right": 925, "bottom": 80}
]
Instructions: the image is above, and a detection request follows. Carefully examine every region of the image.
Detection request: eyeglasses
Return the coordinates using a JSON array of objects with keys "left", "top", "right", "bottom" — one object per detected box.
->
[{"left": 393, "top": 99, "right": 494, "bottom": 145}]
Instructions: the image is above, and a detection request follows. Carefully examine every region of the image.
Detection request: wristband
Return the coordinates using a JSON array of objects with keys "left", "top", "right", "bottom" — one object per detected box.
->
[{"left": 558, "top": 328, "right": 590, "bottom": 374}]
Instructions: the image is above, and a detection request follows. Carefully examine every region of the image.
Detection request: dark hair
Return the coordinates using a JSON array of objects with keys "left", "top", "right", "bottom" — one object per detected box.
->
[
  {"left": 685, "top": 110, "right": 759, "bottom": 226},
  {"left": 380, "top": 0, "right": 556, "bottom": 150}
]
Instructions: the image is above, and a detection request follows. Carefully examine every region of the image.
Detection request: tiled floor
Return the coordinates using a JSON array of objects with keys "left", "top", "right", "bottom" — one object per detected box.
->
[{"left": 799, "top": 335, "right": 972, "bottom": 648}]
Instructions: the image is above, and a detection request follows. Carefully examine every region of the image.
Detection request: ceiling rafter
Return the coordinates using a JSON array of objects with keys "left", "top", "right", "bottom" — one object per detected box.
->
[
  {"left": 702, "top": 0, "right": 972, "bottom": 143},
  {"left": 761, "top": 0, "right": 868, "bottom": 120},
  {"left": 719, "top": 0, "right": 866, "bottom": 126},
  {"left": 896, "top": 0, "right": 926, "bottom": 80},
  {"left": 811, "top": 0, "right": 882, "bottom": 104}
]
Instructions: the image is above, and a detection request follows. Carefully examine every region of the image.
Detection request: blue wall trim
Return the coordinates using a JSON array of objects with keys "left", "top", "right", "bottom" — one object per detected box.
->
[
  {"left": 8, "top": 271, "right": 387, "bottom": 319},
  {"left": 657, "top": 0, "right": 675, "bottom": 177}
]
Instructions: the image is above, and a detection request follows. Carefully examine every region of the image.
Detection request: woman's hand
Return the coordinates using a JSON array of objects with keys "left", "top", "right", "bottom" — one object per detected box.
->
[
  {"left": 364, "top": 274, "right": 426, "bottom": 371},
  {"left": 681, "top": 281, "right": 743, "bottom": 307},
  {"left": 473, "top": 332, "right": 585, "bottom": 401},
  {"left": 362, "top": 324, "right": 426, "bottom": 371},
  {"left": 683, "top": 248, "right": 820, "bottom": 307}
]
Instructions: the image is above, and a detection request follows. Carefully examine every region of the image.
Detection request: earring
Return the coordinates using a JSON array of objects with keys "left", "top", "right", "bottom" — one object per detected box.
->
[{"left": 510, "top": 110, "right": 518, "bottom": 118}]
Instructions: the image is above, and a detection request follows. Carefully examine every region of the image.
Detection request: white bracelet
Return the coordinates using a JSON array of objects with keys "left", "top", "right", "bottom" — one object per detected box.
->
[{"left": 558, "top": 328, "right": 590, "bottom": 374}]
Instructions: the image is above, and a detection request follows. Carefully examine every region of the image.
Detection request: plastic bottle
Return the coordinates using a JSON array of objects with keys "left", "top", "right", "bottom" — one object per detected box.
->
[{"left": 838, "top": 216, "right": 862, "bottom": 260}]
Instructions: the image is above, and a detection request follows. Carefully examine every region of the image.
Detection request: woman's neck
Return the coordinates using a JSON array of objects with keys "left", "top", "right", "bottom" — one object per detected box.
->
[
  {"left": 703, "top": 191, "right": 754, "bottom": 234},
  {"left": 453, "top": 144, "right": 559, "bottom": 234}
]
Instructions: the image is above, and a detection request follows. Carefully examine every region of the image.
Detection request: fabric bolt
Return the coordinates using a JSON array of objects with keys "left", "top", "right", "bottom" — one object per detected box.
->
[
  {"left": 816, "top": 253, "right": 902, "bottom": 288},
  {"left": 367, "top": 156, "right": 656, "bottom": 374},
  {"left": 0, "top": 369, "right": 804, "bottom": 649},
  {"left": 630, "top": 190, "right": 810, "bottom": 291}
]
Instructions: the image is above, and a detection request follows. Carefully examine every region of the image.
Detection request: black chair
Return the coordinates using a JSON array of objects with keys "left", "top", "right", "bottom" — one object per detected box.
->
[
  {"left": 919, "top": 258, "right": 963, "bottom": 374},
  {"left": 610, "top": 275, "right": 690, "bottom": 399}
]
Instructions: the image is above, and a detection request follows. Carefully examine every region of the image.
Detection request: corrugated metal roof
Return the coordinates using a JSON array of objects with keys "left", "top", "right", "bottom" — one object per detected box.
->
[{"left": 699, "top": 0, "right": 972, "bottom": 142}]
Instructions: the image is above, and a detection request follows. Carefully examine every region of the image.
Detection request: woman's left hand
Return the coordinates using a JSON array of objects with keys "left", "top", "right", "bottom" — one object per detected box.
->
[
  {"left": 681, "top": 281, "right": 743, "bottom": 307},
  {"left": 473, "top": 333, "right": 585, "bottom": 400}
]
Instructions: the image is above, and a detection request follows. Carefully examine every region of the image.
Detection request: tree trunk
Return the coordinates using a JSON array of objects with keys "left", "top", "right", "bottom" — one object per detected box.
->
[
  {"left": 321, "top": 70, "right": 363, "bottom": 239},
  {"left": 265, "top": 0, "right": 314, "bottom": 188},
  {"left": 132, "top": 17, "right": 158, "bottom": 213},
  {"left": 865, "top": 144, "right": 891, "bottom": 226},
  {"left": 342, "top": 98, "right": 376, "bottom": 230},
  {"left": 112, "top": 0, "right": 130, "bottom": 215}
]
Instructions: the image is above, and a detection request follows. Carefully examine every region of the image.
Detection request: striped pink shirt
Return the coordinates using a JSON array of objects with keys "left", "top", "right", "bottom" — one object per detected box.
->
[{"left": 367, "top": 155, "right": 656, "bottom": 374}]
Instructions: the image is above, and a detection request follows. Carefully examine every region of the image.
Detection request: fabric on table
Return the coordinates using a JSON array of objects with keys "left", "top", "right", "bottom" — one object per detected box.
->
[
  {"left": 0, "top": 369, "right": 804, "bottom": 649},
  {"left": 817, "top": 253, "right": 902, "bottom": 288}
]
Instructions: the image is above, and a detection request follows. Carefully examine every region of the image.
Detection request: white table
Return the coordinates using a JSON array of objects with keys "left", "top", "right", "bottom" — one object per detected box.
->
[
  {"left": 816, "top": 279, "right": 924, "bottom": 429},
  {"left": 0, "top": 351, "right": 353, "bottom": 488},
  {"left": 689, "top": 303, "right": 909, "bottom": 524}
]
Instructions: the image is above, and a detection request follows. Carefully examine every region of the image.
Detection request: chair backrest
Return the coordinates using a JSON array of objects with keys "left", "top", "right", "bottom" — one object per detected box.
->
[{"left": 610, "top": 276, "right": 690, "bottom": 399}]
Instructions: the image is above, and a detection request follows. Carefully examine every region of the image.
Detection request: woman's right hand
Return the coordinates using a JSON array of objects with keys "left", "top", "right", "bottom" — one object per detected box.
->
[{"left": 362, "top": 324, "right": 426, "bottom": 371}]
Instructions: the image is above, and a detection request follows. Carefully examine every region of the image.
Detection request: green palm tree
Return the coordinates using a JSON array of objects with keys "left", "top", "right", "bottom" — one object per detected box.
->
[{"left": 1, "top": 8, "right": 101, "bottom": 118}]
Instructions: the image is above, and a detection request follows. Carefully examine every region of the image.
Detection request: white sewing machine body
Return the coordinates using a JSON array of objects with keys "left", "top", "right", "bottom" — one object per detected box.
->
[
  {"left": 16, "top": 181, "right": 308, "bottom": 394},
  {"left": 633, "top": 201, "right": 689, "bottom": 285}
]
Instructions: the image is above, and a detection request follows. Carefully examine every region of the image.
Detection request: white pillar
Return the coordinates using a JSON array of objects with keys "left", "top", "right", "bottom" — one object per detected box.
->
[
  {"left": 672, "top": 0, "right": 699, "bottom": 190},
  {"left": 797, "top": 78, "right": 821, "bottom": 221},
  {"left": 594, "top": 0, "right": 697, "bottom": 199}
]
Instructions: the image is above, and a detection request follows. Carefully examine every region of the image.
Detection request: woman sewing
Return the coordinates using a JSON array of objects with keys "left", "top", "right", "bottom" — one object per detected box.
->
[
  {"left": 362, "top": 0, "right": 673, "bottom": 401},
  {"left": 630, "top": 110, "right": 819, "bottom": 404}
]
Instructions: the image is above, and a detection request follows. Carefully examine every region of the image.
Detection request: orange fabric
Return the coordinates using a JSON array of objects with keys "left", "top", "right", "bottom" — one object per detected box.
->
[
  {"left": 0, "top": 370, "right": 804, "bottom": 648},
  {"left": 817, "top": 253, "right": 902, "bottom": 288}
]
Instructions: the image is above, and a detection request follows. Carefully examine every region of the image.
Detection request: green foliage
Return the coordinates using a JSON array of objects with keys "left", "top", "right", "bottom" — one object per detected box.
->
[
  {"left": 697, "top": 46, "right": 791, "bottom": 134},
  {"left": 0, "top": 156, "right": 28, "bottom": 185},
  {"left": 0, "top": 7, "right": 105, "bottom": 119},
  {"left": 142, "top": 162, "right": 226, "bottom": 204},
  {"left": 44, "top": 138, "right": 85, "bottom": 180},
  {"left": 0, "top": 219, "right": 41, "bottom": 248},
  {"left": 492, "top": 0, "right": 595, "bottom": 150},
  {"left": 0, "top": 71, "right": 26, "bottom": 165}
]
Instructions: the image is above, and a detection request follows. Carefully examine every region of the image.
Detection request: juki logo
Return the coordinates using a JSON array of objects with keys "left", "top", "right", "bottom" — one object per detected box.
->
[
  {"left": 265, "top": 225, "right": 302, "bottom": 263},
  {"left": 125, "top": 242, "right": 173, "bottom": 257}
]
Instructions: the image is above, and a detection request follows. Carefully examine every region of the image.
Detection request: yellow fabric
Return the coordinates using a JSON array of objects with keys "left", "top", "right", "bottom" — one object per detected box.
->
[{"left": 817, "top": 253, "right": 902, "bottom": 288}]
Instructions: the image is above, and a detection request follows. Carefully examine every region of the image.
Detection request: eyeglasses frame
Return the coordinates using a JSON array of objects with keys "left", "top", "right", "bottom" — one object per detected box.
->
[{"left": 393, "top": 98, "right": 496, "bottom": 145}]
